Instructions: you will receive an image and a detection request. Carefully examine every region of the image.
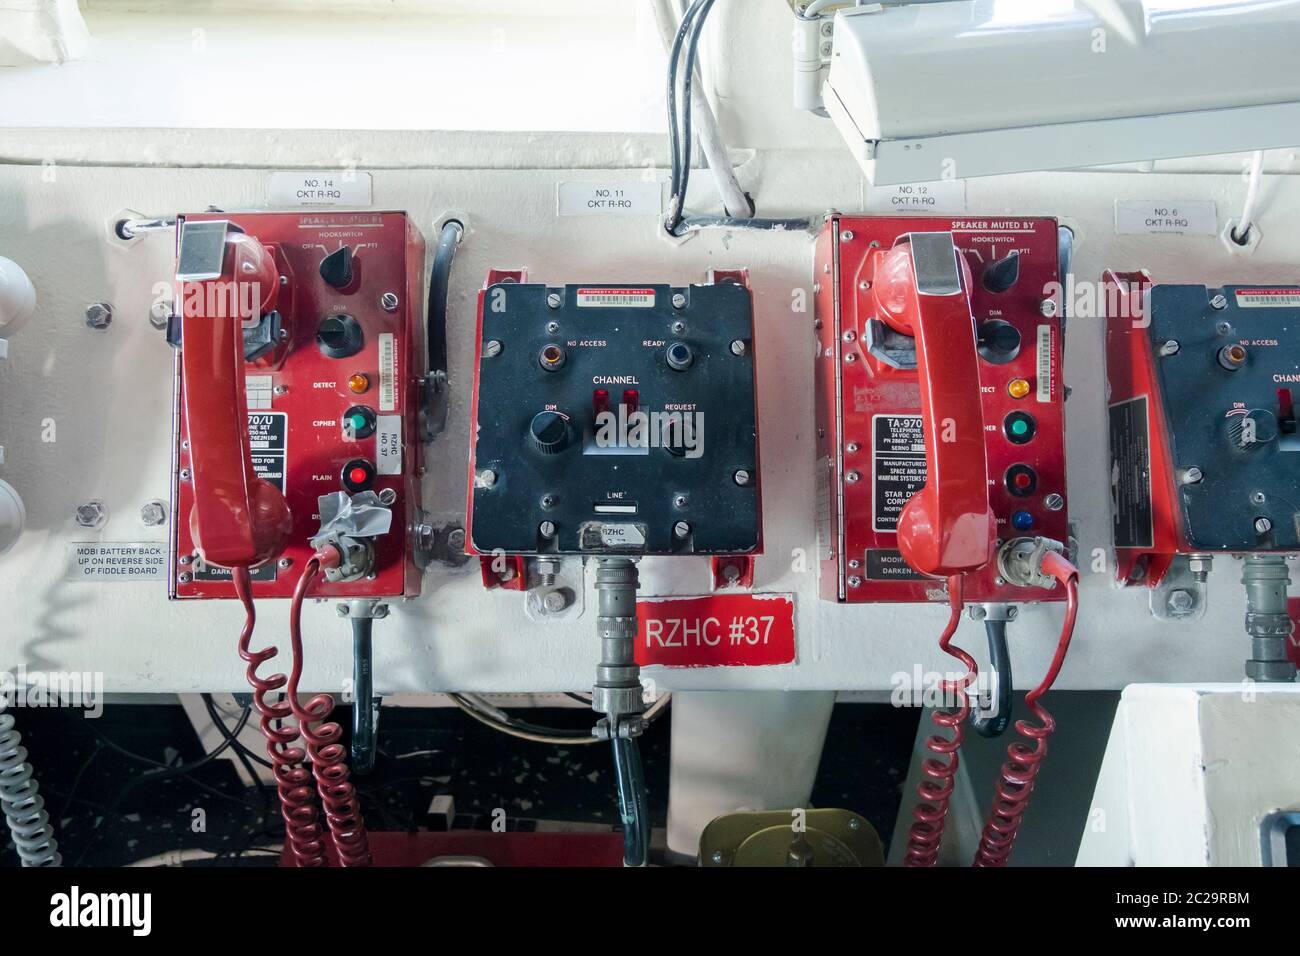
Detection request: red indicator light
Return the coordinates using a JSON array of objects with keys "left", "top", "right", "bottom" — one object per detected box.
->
[
  {"left": 1014, "top": 473, "right": 1031, "bottom": 489},
  {"left": 594, "top": 388, "right": 610, "bottom": 415},
  {"left": 349, "top": 467, "right": 368, "bottom": 484},
  {"left": 623, "top": 389, "right": 640, "bottom": 414}
]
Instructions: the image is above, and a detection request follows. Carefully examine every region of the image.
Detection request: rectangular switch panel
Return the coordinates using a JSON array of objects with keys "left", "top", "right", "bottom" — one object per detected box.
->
[
  {"left": 814, "top": 216, "right": 1070, "bottom": 604},
  {"left": 169, "top": 211, "right": 426, "bottom": 600},
  {"left": 466, "top": 271, "right": 761, "bottom": 556},
  {"left": 1105, "top": 277, "right": 1300, "bottom": 586}
]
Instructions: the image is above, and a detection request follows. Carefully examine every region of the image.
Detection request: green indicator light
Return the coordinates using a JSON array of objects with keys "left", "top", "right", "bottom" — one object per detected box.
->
[
  {"left": 1011, "top": 419, "right": 1029, "bottom": 436},
  {"left": 350, "top": 414, "right": 366, "bottom": 430}
]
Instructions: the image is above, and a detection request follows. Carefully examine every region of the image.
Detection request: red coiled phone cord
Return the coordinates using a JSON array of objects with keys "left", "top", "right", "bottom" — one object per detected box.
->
[
  {"left": 287, "top": 555, "right": 372, "bottom": 867},
  {"left": 903, "top": 574, "right": 977, "bottom": 867},
  {"left": 973, "top": 552, "right": 1080, "bottom": 867},
  {"left": 232, "top": 566, "right": 329, "bottom": 867}
]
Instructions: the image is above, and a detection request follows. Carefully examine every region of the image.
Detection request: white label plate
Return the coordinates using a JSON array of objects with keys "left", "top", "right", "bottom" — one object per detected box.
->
[
  {"left": 576, "top": 288, "right": 657, "bottom": 308},
  {"left": 1036, "top": 325, "right": 1053, "bottom": 403},
  {"left": 376, "top": 414, "right": 402, "bottom": 475},
  {"left": 864, "top": 180, "right": 966, "bottom": 214},
  {"left": 66, "top": 543, "right": 167, "bottom": 582},
  {"left": 378, "top": 333, "right": 396, "bottom": 411},
  {"left": 1235, "top": 288, "right": 1300, "bottom": 308},
  {"left": 267, "top": 171, "right": 372, "bottom": 207},
  {"left": 1115, "top": 200, "right": 1218, "bottom": 236},
  {"left": 558, "top": 182, "right": 663, "bottom": 217}
]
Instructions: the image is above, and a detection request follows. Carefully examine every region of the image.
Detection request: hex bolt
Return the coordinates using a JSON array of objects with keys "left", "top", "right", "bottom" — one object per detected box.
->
[
  {"left": 149, "top": 300, "right": 172, "bottom": 330},
  {"left": 733, "top": 469, "right": 752, "bottom": 486},
  {"left": 539, "top": 520, "right": 557, "bottom": 540},
  {"left": 671, "top": 293, "right": 687, "bottom": 309},
  {"left": 1210, "top": 294, "right": 1229, "bottom": 310},
  {"left": 546, "top": 293, "right": 562, "bottom": 309},
  {"left": 75, "top": 500, "right": 107, "bottom": 529},
  {"left": 447, "top": 527, "right": 466, "bottom": 551},
  {"left": 139, "top": 501, "right": 167, "bottom": 527},
  {"left": 542, "top": 591, "right": 569, "bottom": 614},
  {"left": 1181, "top": 467, "right": 1203, "bottom": 485},
  {"left": 85, "top": 302, "right": 113, "bottom": 330},
  {"left": 730, "top": 339, "right": 747, "bottom": 356},
  {"left": 1167, "top": 589, "right": 1195, "bottom": 614},
  {"left": 673, "top": 521, "right": 691, "bottom": 540},
  {"left": 380, "top": 292, "right": 399, "bottom": 313},
  {"left": 1158, "top": 339, "right": 1181, "bottom": 357},
  {"left": 845, "top": 470, "right": 861, "bottom": 483},
  {"left": 483, "top": 340, "right": 503, "bottom": 358},
  {"left": 1044, "top": 493, "right": 1065, "bottom": 512}
]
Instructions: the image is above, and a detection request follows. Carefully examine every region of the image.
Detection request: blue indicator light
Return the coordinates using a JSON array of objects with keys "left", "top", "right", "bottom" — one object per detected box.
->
[{"left": 1012, "top": 510, "right": 1035, "bottom": 531}]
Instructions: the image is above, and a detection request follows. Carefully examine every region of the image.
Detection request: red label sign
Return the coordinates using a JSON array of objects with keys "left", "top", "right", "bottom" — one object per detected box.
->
[{"left": 635, "top": 593, "right": 796, "bottom": 668}]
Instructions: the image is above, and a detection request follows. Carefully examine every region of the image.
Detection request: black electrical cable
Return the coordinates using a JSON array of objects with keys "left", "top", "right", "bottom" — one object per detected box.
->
[
  {"left": 971, "top": 620, "right": 1013, "bottom": 738},
  {"left": 611, "top": 736, "right": 650, "bottom": 867},
  {"left": 675, "top": 0, "right": 719, "bottom": 220},
  {"left": 666, "top": 0, "right": 709, "bottom": 204},
  {"left": 73, "top": 706, "right": 260, "bottom": 866},
  {"left": 665, "top": 0, "right": 811, "bottom": 236},
  {"left": 427, "top": 219, "right": 463, "bottom": 379},
  {"left": 352, "top": 617, "right": 376, "bottom": 775},
  {"left": 201, "top": 693, "right": 273, "bottom": 811}
]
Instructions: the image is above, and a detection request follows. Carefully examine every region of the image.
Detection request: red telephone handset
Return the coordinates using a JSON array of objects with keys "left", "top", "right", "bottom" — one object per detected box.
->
[
  {"left": 178, "top": 221, "right": 292, "bottom": 569},
  {"left": 869, "top": 233, "right": 996, "bottom": 577}
]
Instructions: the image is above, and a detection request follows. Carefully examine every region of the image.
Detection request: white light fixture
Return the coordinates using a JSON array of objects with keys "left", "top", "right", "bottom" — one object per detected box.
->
[{"left": 822, "top": 0, "right": 1300, "bottom": 184}]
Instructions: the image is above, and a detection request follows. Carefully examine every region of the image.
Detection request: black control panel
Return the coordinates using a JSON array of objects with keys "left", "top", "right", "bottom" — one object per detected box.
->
[
  {"left": 1151, "top": 284, "right": 1300, "bottom": 550},
  {"left": 467, "top": 279, "right": 761, "bottom": 556}
]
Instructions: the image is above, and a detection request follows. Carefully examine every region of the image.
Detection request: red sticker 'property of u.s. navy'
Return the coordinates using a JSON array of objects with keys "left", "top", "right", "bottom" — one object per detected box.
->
[{"left": 635, "top": 593, "right": 796, "bottom": 668}]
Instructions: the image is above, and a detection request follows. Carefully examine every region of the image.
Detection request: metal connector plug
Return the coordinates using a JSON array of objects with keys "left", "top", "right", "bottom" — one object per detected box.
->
[
  {"left": 591, "top": 556, "right": 646, "bottom": 741},
  {"left": 997, "top": 536, "right": 1068, "bottom": 590}
]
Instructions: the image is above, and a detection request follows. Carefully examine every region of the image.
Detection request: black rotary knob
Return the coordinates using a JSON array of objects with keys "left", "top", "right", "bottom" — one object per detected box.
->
[
  {"left": 317, "top": 313, "right": 364, "bottom": 359},
  {"left": 319, "top": 246, "right": 354, "bottom": 290},
  {"left": 982, "top": 251, "right": 1021, "bottom": 294},
  {"left": 529, "top": 410, "right": 574, "bottom": 455},
  {"left": 977, "top": 319, "right": 1021, "bottom": 365}
]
